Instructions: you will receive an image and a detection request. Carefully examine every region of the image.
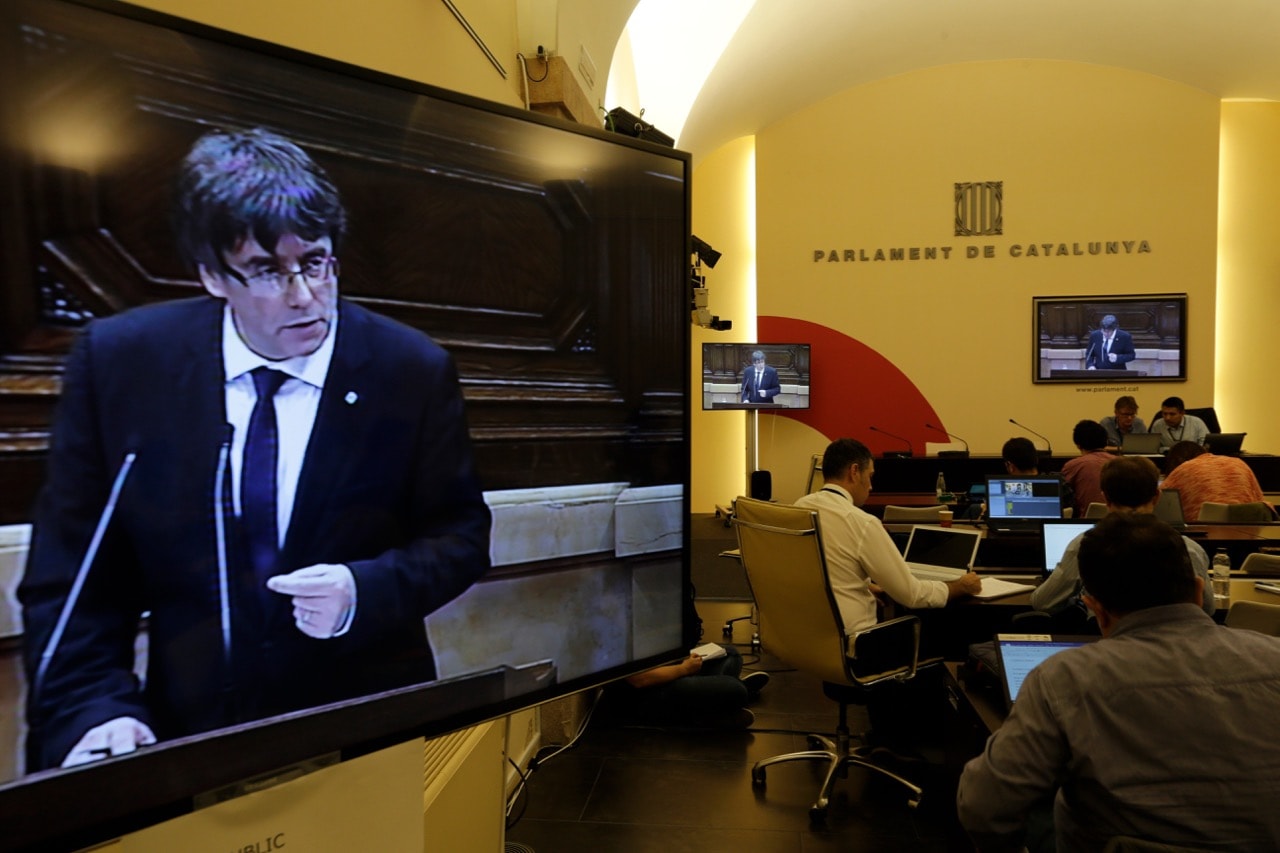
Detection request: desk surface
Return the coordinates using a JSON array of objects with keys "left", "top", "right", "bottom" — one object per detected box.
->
[
  {"left": 861, "top": 454, "right": 1280, "bottom": 494},
  {"left": 946, "top": 661, "right": 1006, "bottom": 735},
  {"left": 725, "top": 517, "right": 1280, "bottom": 574}
]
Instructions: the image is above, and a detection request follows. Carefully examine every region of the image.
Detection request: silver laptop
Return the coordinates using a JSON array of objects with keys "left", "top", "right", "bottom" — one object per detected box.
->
[
  {"left": 902, "top": 524, "right": 981, "bottom": 582},
  {"left": 1120, "top": 432, "right": 1164, "bottom": 455}
]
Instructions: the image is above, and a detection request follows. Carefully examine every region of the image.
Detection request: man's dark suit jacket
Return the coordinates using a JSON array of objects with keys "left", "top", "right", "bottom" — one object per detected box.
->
[
  {"left": 1085, "top": 328, "right": 1136, "bottom": 370},
  {"left": 740, "top": 365, "right": 781, "bottom": 402},
  {"left": 20, "top": 297, "right": 492, "bottom": 770}
]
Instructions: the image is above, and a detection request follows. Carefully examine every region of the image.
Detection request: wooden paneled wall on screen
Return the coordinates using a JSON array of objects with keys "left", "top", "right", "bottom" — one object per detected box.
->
[{"left": 0, "top": 0, "right": 690, "bottom": 523}]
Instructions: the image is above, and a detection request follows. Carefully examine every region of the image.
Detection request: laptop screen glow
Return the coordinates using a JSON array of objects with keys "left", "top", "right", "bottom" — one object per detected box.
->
[
  {"left": 1041, "top": 522, "right": 1095, "bottom": 571},
  {"left": 986, "top": 476, "right": 1063, "bottom": 520},
  {"left": 997, "top": 636, "right": 1092, "bottom": 705}
]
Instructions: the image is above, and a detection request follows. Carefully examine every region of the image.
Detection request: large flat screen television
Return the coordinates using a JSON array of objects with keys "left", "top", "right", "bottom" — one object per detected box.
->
[
  {"left": 1033, "top": 293, "right": 1187, "bottom": 383},
  {"left": 701, "top": 343, "right": 811, "bottom": 410},
  {"left": 0, "top": 0, "right": 691, "bottom": 848}
]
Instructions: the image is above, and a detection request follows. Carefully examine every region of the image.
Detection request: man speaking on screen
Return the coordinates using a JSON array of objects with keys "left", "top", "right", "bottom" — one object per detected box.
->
[
  {"left": 740, "top": 350, "right": 781, "bottom": 403},
  {"left": 1084, "top": 314, "right": 1135, "bottom": 370},
  {"left": 19, "top": 128, "right": 492, "bottom": 771}
]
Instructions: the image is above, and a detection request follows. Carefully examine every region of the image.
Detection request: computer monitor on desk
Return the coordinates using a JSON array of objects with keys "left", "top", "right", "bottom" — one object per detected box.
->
[
  {"left": 1119, "top": 433, "right": 1164, "bottom": 456},
  {"left": 986, "top": 475, "right": 1065, "bottom": 533},
  {"left": 1205, "top": 432, "right": 1247, "bottom": 456}
]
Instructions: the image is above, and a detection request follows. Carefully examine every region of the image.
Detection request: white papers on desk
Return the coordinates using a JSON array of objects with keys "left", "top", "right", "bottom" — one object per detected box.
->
[
  {"left": 906, "top": 564, "right": 1034, "bottom": 600},
  {"left": 971, "top": 577, "right": 1036, "bottom": 600}
]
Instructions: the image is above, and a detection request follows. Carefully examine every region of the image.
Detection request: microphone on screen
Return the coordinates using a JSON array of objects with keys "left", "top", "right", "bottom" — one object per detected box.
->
[
  {"left": 32, "top": 450, "right": 138, "bottom": 706},
  {"left": 213, "top": 424, "right": 234, "bottom": 676}
]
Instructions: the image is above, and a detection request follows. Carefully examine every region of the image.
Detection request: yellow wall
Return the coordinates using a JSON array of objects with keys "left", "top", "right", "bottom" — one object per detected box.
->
[
  {"left": 690, "top": 136, "right": 756, "bottom": 511},
  {"left": 1217, "top": 102, "right": 1280, "bottom": 454},
  {"left": 129, "top": 0, "right": 524, "bottom": 107},
  {"left": 736, "top": 60, "right": 1221, "bottom": 503}
]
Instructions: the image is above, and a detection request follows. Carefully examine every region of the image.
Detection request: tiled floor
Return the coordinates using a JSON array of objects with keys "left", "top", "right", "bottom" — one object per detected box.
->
[{"left": 504, "top": 648, "right": 961, "bottom": 853}]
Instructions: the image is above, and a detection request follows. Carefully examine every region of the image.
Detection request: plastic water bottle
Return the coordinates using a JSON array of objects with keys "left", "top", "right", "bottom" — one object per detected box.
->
[
  {"left": 936, "top": 472, "right": 947, "bottom": 501},
  {"left": 1212, "top": 548, "right": 1231, "bottom": 609}
]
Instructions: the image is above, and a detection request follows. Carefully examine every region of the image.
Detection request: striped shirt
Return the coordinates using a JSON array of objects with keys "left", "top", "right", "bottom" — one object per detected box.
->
[{"left": 1159, "top": 453, "right": 1266, "bottom": 521}]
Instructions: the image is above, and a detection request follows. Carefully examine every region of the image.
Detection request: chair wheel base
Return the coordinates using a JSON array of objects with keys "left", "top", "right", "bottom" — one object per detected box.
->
[
  {"left": 808, "top": 805, "right": 827, "bottom": 823},
  {"left": 751, "top": 768, "right": 766, "bottom": 787}
]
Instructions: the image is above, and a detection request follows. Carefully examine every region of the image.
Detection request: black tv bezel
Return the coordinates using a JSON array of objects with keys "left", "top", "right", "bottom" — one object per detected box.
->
[
  {"left": 0, "top": 0, "right": 694, "bottom": 848},
  {"left": 700, "top": 341, "right": 812, "bottom": 411},
  {"left": 1031, "top": 293, "right": 1188, "bottom": 384}
]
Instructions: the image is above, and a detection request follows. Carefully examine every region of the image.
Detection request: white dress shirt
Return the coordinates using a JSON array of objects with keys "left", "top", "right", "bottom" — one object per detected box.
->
[{"left": 221, "top": 307, "right": 336, "bottom": 547}]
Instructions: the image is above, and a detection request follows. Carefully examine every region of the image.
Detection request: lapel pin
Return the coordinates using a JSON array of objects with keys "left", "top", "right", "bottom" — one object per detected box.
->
[{"left": 344, "top": 391, "right": 358, "bottom": 405}]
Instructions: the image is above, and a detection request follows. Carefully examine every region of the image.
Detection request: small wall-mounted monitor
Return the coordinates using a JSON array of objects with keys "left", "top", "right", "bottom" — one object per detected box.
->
[
  {"left": 702, "top": 343, "right": 811, "bottom": 410},
  {"left": 1033, "top": 293, "right": 1187, "bottom": 383}
]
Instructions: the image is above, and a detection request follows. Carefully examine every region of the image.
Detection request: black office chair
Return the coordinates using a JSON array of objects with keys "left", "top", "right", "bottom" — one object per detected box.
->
[
  {"left": 733, "top": 496, "right": 935, "bottom": 821},
  {"left": 1183, "top": 406, "right": 1221, "bottom": 435}
]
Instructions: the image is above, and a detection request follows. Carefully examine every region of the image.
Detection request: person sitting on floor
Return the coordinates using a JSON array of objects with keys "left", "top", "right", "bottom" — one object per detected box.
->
[{"left": 598, "top": 644, "right": 768, "bottom": 729}]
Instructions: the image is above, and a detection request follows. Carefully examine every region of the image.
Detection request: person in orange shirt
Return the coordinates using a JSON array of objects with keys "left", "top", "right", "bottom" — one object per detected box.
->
[{"left": 1159, "top": 440, "right": 1272, "bottom": 521}]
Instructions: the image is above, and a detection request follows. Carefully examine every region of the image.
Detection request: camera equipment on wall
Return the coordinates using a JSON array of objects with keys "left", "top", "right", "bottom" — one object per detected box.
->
[{"left": 691, "top": 235, "right": 731, "bottom": 331}]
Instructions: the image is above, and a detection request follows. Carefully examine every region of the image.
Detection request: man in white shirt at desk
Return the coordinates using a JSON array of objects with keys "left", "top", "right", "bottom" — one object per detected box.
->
[
  {"left": 795, "top": 438, "right": 981, "bottom": 633},
  {"left": 1151, "top": 395, "right": 1210, "bottom": 450},
  {"left": 798, "top": 438, "right": 977, "bottom": 753},
  {"left": 796, "top": 438, "right": 981, "bottom": 754}
]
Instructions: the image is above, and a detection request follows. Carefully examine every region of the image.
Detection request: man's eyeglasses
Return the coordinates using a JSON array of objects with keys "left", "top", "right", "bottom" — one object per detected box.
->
[{"left": 223, "top": 255, "right": 339, "bottom": 295}]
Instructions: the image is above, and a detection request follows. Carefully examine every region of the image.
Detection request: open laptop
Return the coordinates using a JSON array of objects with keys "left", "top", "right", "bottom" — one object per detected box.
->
[
  {"left": 1204, "top": 432, "right": 1246, "bottom": 455},
  {"left": 902, "top": 524, "right": 981, "bottom": 581},
  {"left": 1154, "top": 488, "right": 1208, "bottom": 536},
  {"left": 1041, "top": 520, "right": 1095, "bottom": 573},
  {"left": 1120, "top": 432, "right": 1164, "bottom": 456},
  {"left": 985, "top": 475, "right": 1064, "bottom": 533},
  {"left": 902, "top": 525, "right": 1036, "bottom": 599},
  {"left": 994, "top": 634, "right": 1097, "bottom": 710}
]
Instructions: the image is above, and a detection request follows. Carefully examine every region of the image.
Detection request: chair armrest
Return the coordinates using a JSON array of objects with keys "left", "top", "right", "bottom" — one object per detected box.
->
[{"left": 846, "top": 615, "right": 921, "bottom": 684}]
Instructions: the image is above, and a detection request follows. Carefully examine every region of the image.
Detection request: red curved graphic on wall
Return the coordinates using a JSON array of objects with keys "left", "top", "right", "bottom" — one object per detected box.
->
[{"left": 758, "top": 315, "right": 945, "bottom": 457}]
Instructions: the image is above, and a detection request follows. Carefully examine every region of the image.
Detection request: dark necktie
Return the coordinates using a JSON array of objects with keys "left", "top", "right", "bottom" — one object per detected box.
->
[{"left": 242, "top": 367, "right": 288, "bottom": 589}]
